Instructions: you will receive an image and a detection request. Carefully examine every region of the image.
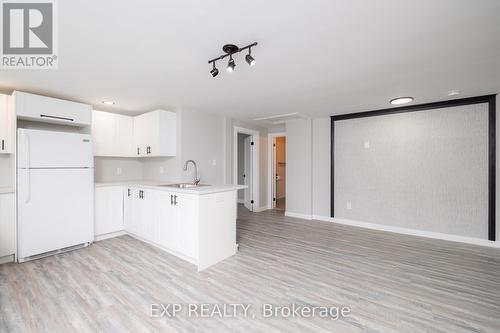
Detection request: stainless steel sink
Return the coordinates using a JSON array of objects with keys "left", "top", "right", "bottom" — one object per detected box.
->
[{"left": 162, "top": 183, "right": 210, "bottom": 188}]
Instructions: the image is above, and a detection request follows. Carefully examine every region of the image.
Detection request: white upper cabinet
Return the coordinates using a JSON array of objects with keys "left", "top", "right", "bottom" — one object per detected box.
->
[
  {"left": 92, "top": 109, "right": 176, "bottom": 157},
  {"left": 92, "top": 110, "right": 134, "bottom": 157},
  {"left": 133, "top": 110, "right": 176, "bottom": 157},
  {"left": 15, "top": 91, "right": 91, "bottom": 127},
  {"left": 0, "top": 93, "right": 14, "bottom": 154}
]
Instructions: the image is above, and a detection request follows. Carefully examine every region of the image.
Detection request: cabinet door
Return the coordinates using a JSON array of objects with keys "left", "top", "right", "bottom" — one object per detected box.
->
[
  {"left": 177, "top": 194, "right": 198, "bottom": 259},
  {"left": 0, "top": 193, "right": 16, "bottom": 257},
  {"left": 114, "top": 114, "right": 134, "bottom": 156},
  {"left": 141, "top": 189, "right": 159, "bottom": 242},
  {"left": 95, "top": 187, "right": 124, "bottom": 236},
  {"left": 91, "top": 111, "right": 115, "bottom": 156},
  {"left": 124, "top": 188, "right": 140, "bottom": 235},
  {"left": 133, "top": 114, "right": 148, "bottom": 157},
  {"left": 0, "top": 94, "right": 13, "bottom": 154},
  {"left": 158, "top": 192, "right": 179, "bottom": 251}
]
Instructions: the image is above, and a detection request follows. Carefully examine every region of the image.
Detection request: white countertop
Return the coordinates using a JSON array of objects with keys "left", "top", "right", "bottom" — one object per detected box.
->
[
  {"left": 0, "top": 187, "right": 15, "bottom": 194},
  {"left": 95, "top": 180, "right": 247, "bottom": 195}
]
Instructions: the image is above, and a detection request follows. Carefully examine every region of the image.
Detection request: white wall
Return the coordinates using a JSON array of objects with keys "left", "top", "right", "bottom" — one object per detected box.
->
[
  {"left": 335, "top": 104, "right": 489, "bottom": 239},
  {"left": 285, "top": 119, "right": 312, "bottom": 216},
  {"left": 94, "top": 157, "right": 143, "bottom": 182},
  {"left": 312, "top": 118, "right": 331, "bottom": 217},
  {"left": 142, "top": 109, "right": 225, "bottom": 185},
  {"left": 287, "top": 96, "right": 499, "bottom": 243}
]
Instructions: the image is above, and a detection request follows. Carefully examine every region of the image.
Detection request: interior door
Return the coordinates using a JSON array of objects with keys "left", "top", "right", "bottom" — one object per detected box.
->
[
  {"left": 243, "top": 135, "right": 253, "bottom": 211},
  {"left": 17, "top": 168, "right": 93, "bottom": 259}
]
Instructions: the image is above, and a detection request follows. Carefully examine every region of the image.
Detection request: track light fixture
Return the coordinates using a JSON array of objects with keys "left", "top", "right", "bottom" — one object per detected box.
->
[
  {"left": 210, "top": 62, "right": 219, "bottom": 77},
  {"left": 208, "top": 42, "right": 258, "bottom": 77}
]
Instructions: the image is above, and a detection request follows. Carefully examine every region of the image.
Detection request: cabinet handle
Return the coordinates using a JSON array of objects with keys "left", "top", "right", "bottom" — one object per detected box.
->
[
  {"left": 170, "top": 194, "right": 173, "bottom": 205},
  {"left": 137, "top": 147, "right": 140, "bottom": 155},
  {"left": 1, "top": 139, "right": 4, "bottom": 151},
  {"left": 139, "top": 190, "right": 144, "bottom": 199},
  {"left": 127, "top": 188, "right": 131, "bottom": 197},
  {"left": 174, "top": 195, "right": 178, "bottom": 205}
]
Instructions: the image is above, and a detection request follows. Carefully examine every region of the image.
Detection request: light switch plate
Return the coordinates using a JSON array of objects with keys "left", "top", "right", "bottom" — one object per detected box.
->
[
  {"left": 116, "top": 167, "right": 122, "bottom": 175},
  {"left": 364, "top": 141, "right": 370, "bottom": 149},
  {"left": 212, "top": 159, "right": 217, "bottom": 166},
  {"left": 346, "top": 202, "right": 352, "bottom": 210}
]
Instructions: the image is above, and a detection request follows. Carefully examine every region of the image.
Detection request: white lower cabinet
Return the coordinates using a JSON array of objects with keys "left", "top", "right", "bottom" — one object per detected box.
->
[
  {"left": 177, "top": 194, "right": 198, "bottom": 259},
  {"left": 122, "top": 187, "right": 199, "bottom": 261},
  {"left": 0, "top": 192, "right": 16, "bottom": 258},
  {"left": 95, "top": 186, "right": 124, "bottom": 237}
]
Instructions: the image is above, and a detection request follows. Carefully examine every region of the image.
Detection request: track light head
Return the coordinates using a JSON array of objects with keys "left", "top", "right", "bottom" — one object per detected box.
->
[
  {"left": 210, "top": 62, "right": 219, "bottom": 77},
  {"left": 245, "top": 54, "right": 255, "bottom": 66},
  {"left": 227, "top": 56, "right": 235, "bottom": 73}
]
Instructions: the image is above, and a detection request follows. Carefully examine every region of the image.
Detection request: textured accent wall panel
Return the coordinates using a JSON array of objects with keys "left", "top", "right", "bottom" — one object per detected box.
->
[{"left": 334, "top": 103, "right": 489, "bottom": 239}]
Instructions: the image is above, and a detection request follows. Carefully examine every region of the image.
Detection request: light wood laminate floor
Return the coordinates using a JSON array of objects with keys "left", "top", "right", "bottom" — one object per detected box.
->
[{"left": 1, "top": 207, "right": 500, "bottom": 332}]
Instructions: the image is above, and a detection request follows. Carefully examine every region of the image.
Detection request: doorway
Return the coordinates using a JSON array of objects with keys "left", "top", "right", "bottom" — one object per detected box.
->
[
  {"left": 233, "top": 127, "right": 260, "bottom": 212},
  {"left": 237, "top": 133, "right": 253, "bottom": 211},
  {"left": 268, "top": 133, "right": 286, "bottom": 210}
]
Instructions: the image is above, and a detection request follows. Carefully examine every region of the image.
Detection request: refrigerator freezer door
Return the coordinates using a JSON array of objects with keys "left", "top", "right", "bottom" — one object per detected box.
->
[
  {"left": 17, "top": 168, "right": 94, "bottom": 259},
  {"left": 17, "top": 129, "right": 93, "bottom": 169}
]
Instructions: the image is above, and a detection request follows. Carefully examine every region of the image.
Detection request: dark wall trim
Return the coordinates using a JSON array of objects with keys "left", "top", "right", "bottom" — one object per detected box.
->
[{"left": 331, "top": 94, "right": 497, "bottom": 241}]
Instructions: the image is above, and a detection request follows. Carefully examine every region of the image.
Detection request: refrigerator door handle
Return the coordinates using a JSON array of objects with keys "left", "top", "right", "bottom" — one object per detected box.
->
[
  {"left": 24, "top": 132, "right": 31, "bottom": 203},
  {"left": 24, "top": 131, "right": 31, "bottom": 169}
]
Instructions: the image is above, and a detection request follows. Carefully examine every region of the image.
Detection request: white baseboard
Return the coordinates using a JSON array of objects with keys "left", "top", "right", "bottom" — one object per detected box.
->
[
  {"left": 312, "top": 215, "right": 500, "bottom": 249},
  {"left": 237, "top": 199, "right": 245, "bottom": 204},
  {"left": 94, "top": 230, "right": 127, "bottom": 242},
  {"left": 0, "top": 254, "right": 14, "bottom": 265},
  {"left": 253, "top": 206, "right": 269, "bottom": 213},
  {"left": 285, "top": 211, "right": 312, "bottom": 220}
]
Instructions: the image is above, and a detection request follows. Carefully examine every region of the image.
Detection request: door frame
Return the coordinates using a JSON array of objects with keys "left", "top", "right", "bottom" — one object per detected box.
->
[
  {"left": 268, "top": 132, "right": 286, "bottom": 209},
  {"left": 233, "top": 126, "right": 260, "bottom": 211}
]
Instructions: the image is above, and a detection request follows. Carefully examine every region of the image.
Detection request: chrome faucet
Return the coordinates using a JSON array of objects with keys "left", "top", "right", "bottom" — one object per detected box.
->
[{"left": 183, "top": 160, "right": 200, "bottom": 185}]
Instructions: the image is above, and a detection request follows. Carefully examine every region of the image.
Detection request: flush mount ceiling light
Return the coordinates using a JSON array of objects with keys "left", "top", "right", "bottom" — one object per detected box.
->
[
  {"left": 101, "top": 101, "right": 115, "bottom": 105},
  {"left": 208, "top": 42, "right": 257, "bottom": 77},
  {"left": 390, "top": 97, "right": 413, "bottom": 105}
]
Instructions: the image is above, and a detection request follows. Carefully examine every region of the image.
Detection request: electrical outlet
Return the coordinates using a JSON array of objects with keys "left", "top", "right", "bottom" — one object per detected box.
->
[
  {"left": 159, "top": 166, "right": 164, "bottom": 174},
  {"left": 212, "top": 159, "right": 217, "bottom": 166},
  {"left": 116, "top": 167, "right": 122, "bottom": 175},
  {"left": 364, "top": 141, "right": 370, "bottom": 149},
  {"left": 346, "top": 202, "right": 352, "bottom": 210}
]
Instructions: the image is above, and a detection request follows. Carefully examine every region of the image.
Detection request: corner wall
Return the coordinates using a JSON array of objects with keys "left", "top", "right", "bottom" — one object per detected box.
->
[{"left": 286, "top": 95, "right": 499, "bottom": 244}]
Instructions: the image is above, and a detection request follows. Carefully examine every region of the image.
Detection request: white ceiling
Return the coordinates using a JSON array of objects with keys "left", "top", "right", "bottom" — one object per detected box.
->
[{"left": 1, "top": 0, "right": 500, "bottom": 122}]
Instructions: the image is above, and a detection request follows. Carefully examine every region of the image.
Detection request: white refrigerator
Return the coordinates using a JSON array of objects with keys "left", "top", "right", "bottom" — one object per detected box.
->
[{"left": 17, "top": 129, "right": 94, "bottom": 261}]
